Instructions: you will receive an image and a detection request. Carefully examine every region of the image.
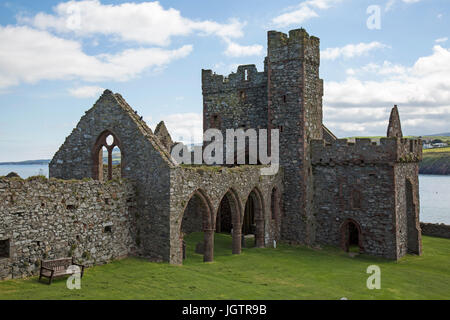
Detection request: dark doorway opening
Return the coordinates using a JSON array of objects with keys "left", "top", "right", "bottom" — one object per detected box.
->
[
  {"left": 341, "top": 219, "right": 363, "bottom": 253},
  {"left": 216, "top": 197, "right": 232, "bottom": 234},
  {"left": 242, "top": 189, "right": 264, "bottom": 248},
  {"left": 348, "top": 221, "right": 359, "bottom": 251}
]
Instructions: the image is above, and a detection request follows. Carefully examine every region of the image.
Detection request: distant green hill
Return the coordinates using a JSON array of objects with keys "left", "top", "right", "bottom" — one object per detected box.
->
[
  {"left": 0, "top": 159, "right": 50, "bottom": 165},
  {"left": 421, "top": 148, "right": 450, "bottom": 175}
]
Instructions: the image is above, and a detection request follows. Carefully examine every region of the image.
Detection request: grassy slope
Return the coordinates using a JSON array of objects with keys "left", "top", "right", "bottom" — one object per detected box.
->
[
  {"left": 421, "top": 148, "right": 450, "bottom": 175},
  {"left": 0, "top": 233, "right": 449, "bottom": 300}
]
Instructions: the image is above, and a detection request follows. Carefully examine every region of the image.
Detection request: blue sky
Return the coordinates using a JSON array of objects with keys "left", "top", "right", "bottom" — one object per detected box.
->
[{"left": 0, "top": 0, "right": 449, "bottom": 161}]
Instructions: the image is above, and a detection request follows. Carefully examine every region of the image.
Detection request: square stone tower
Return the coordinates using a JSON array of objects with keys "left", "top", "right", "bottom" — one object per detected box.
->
[{"left": 267, "top": 29, "right": 324, "bottom": 244}]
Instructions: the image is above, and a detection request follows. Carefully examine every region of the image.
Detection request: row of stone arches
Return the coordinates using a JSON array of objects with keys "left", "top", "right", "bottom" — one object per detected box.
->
[{"left": 179, "top": 186, "right": 281, "bottom": 264}]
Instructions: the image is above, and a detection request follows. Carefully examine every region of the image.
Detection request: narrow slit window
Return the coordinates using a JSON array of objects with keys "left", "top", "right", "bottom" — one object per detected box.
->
[
  {"left": 352, "top": 190, "right": 362, "bottom": 209},
  {"left": 244, "top": 69, "right": 249, "bottom": 81},
  {"left": 240, "top": 91, "right": 246, "bottom": 101}
]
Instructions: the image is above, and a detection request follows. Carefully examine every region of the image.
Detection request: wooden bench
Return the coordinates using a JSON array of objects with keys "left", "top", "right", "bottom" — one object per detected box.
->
[{"left": 39, "top": 257, "right": 85, "bottom": 285}]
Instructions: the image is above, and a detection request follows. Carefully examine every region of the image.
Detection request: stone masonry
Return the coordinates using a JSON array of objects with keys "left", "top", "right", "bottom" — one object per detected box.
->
[
  {"left": 0, "top": 27, "right": 427, "bottom": 280},
  {"left": 0, "top": 177, "right": 136, "bottom": 280}
]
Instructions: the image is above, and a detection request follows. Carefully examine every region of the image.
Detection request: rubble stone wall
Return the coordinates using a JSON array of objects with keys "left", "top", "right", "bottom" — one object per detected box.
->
[
  {"left": 0, "top": 177, "right": 136, "bottom": 280},
  {"left": 420, "top": 223, "right": 450, "bottom": 239},
  {"left": 313, "top": 163, "right": 398, "bottom": 259}
]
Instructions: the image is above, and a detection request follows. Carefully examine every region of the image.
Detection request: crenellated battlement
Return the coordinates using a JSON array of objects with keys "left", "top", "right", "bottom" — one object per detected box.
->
[
  {"left": 267, "top": 28, "right": 320, "bottom": 65},
  {"left": 311, "top": 137, "right": 422, "bottom": 166},
  {"left": 202, "top": 64, "right": 267, "bottom": 94}
]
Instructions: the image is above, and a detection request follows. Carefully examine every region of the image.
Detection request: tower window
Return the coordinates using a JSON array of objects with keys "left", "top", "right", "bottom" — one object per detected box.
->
[
  {"left": 211, "top": 114, "right": 221, "bottom": 129},
  {"left": 240, "top": 90, "right": 246, "bottom": 101},
  {"left": 283, "top": 95, "right": 287, "bottom": 103},
  {"left": 352, "top": 190, "right": 362, "bottom": 209},
  {"left": 244, "top": 69, "right": 249, "bottom": 81}
]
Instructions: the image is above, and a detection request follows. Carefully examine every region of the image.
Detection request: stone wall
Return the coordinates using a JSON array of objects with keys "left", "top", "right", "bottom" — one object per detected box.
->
[
  {"left": 313, "top": 163, "right": 398, "bottom": 259},
  {"left": 311, "top": 138, "right": 421, "bottom": 165},
  {"left": 394, "top": 163, "right": 422, "bottom": 257},
  {"left": 0, "top": 177, "right": 136, "bottom": 280},
  {"left": 202, "top": 65, "right": 268, "bottom": 164},
  {"left": 49, "top": 90, "right": 175, "bottom": 262},
  {"left": 420, "top": 222, "right": 450, "bottom": 239}
]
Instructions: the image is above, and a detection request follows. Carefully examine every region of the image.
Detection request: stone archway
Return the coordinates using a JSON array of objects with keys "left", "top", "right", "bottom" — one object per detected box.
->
[
  {"left": 92, "top": 130, "right": 123, "bottom": 181},
  {"left": 242, "top": 188, "right": 265, "bottom": 248},
  {"left": 216, "top": 189, "right": 242, "bottom": 255},
  {"left": 340, "top": 218, "right": 363, "bottom": 253},
  {"left": 180, "top": 189, "right": 214, "bottom": 263}
]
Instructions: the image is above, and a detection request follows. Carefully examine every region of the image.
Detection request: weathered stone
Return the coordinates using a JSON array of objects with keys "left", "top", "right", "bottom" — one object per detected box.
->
[{"left": 0, "top": 28, "right": 426, "bottom": 281}]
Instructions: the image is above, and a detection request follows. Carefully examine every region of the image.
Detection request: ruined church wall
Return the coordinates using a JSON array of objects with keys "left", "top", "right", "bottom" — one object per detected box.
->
[
  {"left": 0, "top": 177, "right": 136, "bottom": 280},
  {"left": 313, "top": 163, "right": 398, "bottom": 259},
  {"left": 49, "top": 91, "right": 173, "bottom": 262}
]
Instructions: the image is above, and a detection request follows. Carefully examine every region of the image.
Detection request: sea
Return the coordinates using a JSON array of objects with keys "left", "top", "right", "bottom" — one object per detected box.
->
[{"left": 0, "top": 164, "right": 449, "bottom": 225}]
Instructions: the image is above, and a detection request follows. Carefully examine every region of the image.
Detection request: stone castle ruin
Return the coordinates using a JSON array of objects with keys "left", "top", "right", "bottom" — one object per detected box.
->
[{"left": 0, "top": 28, "right": 422, "bottom": 280}]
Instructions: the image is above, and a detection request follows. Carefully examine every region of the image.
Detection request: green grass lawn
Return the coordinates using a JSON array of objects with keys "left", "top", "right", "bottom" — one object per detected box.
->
[{"left": 0, "top": 234, "right": 449, "bottom": 300}]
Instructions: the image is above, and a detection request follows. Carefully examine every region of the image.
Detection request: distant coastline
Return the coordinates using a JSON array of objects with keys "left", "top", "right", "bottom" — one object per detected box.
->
[{"left": 0, "top": 159, "right": 50, "bottom": 166}]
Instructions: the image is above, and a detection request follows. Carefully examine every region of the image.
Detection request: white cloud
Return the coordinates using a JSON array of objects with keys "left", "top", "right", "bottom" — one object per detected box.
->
[
  {"left": 323, "top": 45, "right": 450, "bottom": 136},
  {"left": 435, "top": 37, "right": 448, "bottom": 43},
  {"left": 147, "top": 112, "right": 203, "bottom": 144},
  {"left": 0, "top": 26, "right": 192, "bottom": 88},
  {"left": 19, "top": 0, "right": 245, "bottom": 46},
  {"left": 272, "top": 6, "right": 318, "bottom": 27},
  {"left": 15, "top": 0, "right": 262, "bottom": 79},
  {"left": 224, "top": 39, "right": 263, "bottom": 57},
  {"left": 69, "top": 85, "right": 104, "bottom": 98},
  {"left": 321, "top": 42, "right": 388, "bottom": 60},
  {"left": 271, "top": 0, "right": 342, "bottom": 27},
  {"left": 347, "top": 61, "right": 407, "bottom": 76}
]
